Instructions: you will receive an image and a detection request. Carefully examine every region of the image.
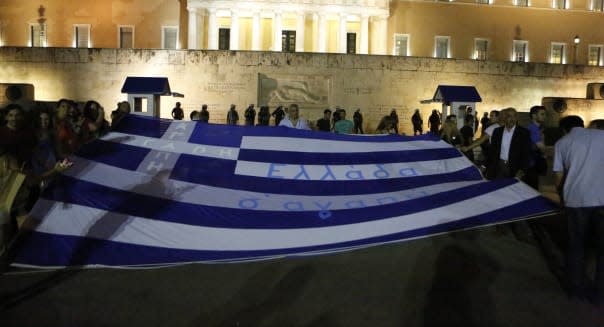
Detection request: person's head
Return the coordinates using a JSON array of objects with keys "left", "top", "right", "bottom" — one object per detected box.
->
[
  {"left": 489, "top": 110, "right": 499, "bottom": 123},
  {"left": 4, "top": 104, "right": 25, "bottom": 130},
  {"left": 529, "top": 105, "right": 546, "bottom": 124},
  {"left": 201, "top": 104, "right": 208, "bottom": 111},
  {"left": 38, "top": 109, "right": 52, "bottom": 130},
  {"left": 356, "top": 108, "right": 360, "bottom": 113},
  {"left": 415, "top": 109, "right": 419, "bottom": 113},
  {"left": 559, "top": 115, "right": 584, "bottom": 134},
  {"left": 190, "top": 110, "right": 200, "bottom": 121},
  {"left": 432, "top": 109, "right": 438, "bottom": 115},
  {"left": 289, "top": 104, "right": 300, "bottom": 119},
  {"left": 501, "top": 107, "right": 518, "bottom": 129},
  {"left": 118, "top": 101, "right": 131, "bottom": 113},
  {"left": 339, "top": 109, "right": 346, "bottom": 119},
  {"left": 56, "top": 98, "right": 72, "bottom": 120},
  {"left": 483, "top": 112, "right": 488, "bottom": 117},
  {"left": 323, "top": 109, "right": 331, "bottom": 119},
  {"left": 176, "top": 102, "right": 181, "bottom": 107},
  {"left": 588, "top": 119, "right": 604, "bottom": 130},
  {"left": 230, "top": 104, "right": 236, "bottom": 111},
  {"left": 332, "top": 110, "right": 340, "bottom": 121},
  {"left": 67, "top": 101, "right": 79, "bottom": 119},
  {"left": 84, "top": 100, "right": 102, "bottom": 120}
]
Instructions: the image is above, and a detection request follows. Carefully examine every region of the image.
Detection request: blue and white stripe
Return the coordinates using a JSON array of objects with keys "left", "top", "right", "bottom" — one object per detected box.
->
[{"left": 13, "top": 114, "right": 556, "bottom": 268}]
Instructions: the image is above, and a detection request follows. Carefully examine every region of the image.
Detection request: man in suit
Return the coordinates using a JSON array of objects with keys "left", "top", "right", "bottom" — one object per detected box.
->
[
  {"left": 486, "top": 107, "right": 535, "bottom": 242},
  {"left": 486, "top": 107, "right": 532, "bottom": 180}
]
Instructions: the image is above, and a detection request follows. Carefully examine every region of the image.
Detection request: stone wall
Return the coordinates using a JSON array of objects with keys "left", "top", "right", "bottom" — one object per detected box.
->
[{"left": 1, "top": 47, "right": 603, "bottom": 134}]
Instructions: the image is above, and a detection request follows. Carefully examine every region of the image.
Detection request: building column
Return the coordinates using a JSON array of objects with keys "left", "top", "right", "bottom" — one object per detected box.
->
[
  {"left": 207, "top": 8, "right": 218, "bottom": 50},
  {"left": 296, "top": 12, "right": 305, "bottom": 52},
  {"left": 360, "top": 14, "right": 369, "bottom": 55},
  {"left": 317, "top": 13, "right": 327, "bottom": 53},
  {"left": 339, "top": 13, "right": 347, "bottom": 54},
  {"left": 273, "top": 11, "right": 282, "bottom": 52},
  {"left": 188, "top": 8, "right": 198, "bottom": 49},
  {"left": 229, "top": 11, "right": 239, "bottom": 50},
  {"left": 370, "top": 16, "right": 387, "bottom": 55},
  {"left": 251, "top": 11, "right": 261, "bottom": 51}
]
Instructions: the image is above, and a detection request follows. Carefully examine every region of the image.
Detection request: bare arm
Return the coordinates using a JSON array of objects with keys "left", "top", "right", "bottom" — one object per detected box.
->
[{"left": 460, "top": 133, "right": 489, "bottom": 152}]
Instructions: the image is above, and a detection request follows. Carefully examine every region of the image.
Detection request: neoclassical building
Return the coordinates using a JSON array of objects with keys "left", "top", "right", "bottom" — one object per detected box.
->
[
  {"left": 185, "top": 0, "right": 389, "bottom": 54},
  {"left": 1, "top": 0, "right": 604, "bottom": 64}
]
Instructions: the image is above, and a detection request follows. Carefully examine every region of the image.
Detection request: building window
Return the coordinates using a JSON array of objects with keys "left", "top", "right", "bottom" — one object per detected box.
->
[
  {"left": 474, "top": 38, "right": 488, "bottom": 60},
  {"left": 347, "top": 33, "right": 356, "bottom": 54},
  {"left": 553, "top": 0, "right": 567, "bottom": 8},
  {"left": 434, "top": 36, "right": 450, "bottom": 58},
  {"left": 588, "top": 45, "right": 603, "bottom": 66},
  {"left": 162, "top": 26, "right": 178, "bottom": 49},
  {"left": 476, "top": 0, "right": 490, "bottom": 3},
  {"left": 282, "top": 30, "right": 296, "bottom": 53},
  {"left": 29, "top": 24, "right": 47, "bottom": 47},
  {"left": 394, "top": 34, "right": 409, "bottom": 56},
  {"left": 592, "top": 0, "right": 604, "bottom": 11},
  {"left": 218, "top": 28, "right": 230, "bottom": 50},
  {"left": 513, "top": 40, "right": 528, "bottom": 62},
  {"left": 515, "top": 0, "right": 530, "bottom": 6},
  {"left": 119, "top": 26, "right": 134, "bottom": 49},
  {"left": 74, "top": 24, "right": 90, "bottom": 48},
  {"left": 550, "top": 43, "right": 566, "bottom": 64}
]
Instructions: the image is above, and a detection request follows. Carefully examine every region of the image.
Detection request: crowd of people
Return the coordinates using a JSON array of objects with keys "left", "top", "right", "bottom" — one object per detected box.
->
[{"left": 0, "top": 99, "right": 132, "bottom": 256}]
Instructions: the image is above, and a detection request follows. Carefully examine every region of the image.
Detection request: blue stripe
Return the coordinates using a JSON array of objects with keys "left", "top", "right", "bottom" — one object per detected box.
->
[
  {"left": 76, "top": 139, "right": 150, "bottom": 171},
  {"left": 111, "top": 114, "right": 171, "bottom": 138},
  {"left": 171, "top": 154, "right": 482, "bottom": 195},
  {"left": 42, "top": 176, "right": 533, "bottom": 229},
  {"left": 13, "top": 197, "right": 555, "bottom": 267},
  {"left": 238, "top": 147, "right": 463, "bottom": 165},
  {"left": 188, "top": 123, "right": 245, "bottom": 147}
]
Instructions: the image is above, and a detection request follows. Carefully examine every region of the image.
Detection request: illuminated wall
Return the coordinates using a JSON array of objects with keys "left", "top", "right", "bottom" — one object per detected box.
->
[{"left": 1, "top": 47, "right": 603, "bottom": 135}]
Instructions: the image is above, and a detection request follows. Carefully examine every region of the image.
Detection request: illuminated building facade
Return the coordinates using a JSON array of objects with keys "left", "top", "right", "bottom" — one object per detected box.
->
[{"left": 1, "top": 0, "right": 604, "bottom": 65}]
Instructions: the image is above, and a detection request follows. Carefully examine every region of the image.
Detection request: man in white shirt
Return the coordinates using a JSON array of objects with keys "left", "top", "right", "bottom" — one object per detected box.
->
[
  {"left": 278, "top": 104, "right": 311, "bottom": 130},
  {"left": 485, "top": 108, "right": 531, "bottom": 180},
  {"left": 553, "top": 115, "right": 604, "bottom": 306}
]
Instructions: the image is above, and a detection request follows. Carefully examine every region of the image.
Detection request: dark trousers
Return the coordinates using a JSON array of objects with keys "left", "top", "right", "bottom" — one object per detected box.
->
[
  {"left": 566, "top": 207, "right": 604, "bottom": 304},
  {"left": 354, "top": 123, "right": 363, "bottom": 134}
]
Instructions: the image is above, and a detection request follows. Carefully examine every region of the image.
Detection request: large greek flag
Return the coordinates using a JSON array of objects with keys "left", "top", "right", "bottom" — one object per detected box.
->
[{"left": 13, "top": 114, "right": 555, "bottom": 268}]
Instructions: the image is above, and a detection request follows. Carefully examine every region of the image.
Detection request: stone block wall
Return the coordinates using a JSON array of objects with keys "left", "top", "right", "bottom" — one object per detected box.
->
[{"left": 1, "top": 47, "right": 603, "bottom": 134}]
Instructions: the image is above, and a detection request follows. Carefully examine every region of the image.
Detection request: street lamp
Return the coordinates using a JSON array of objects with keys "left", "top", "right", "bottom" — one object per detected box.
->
[{"left": 573, "top": 35, "right": 580, "bottom": 64}]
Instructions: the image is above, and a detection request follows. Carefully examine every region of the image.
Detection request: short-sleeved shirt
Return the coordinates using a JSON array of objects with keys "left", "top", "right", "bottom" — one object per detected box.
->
[
  {"left": 527, "top": 122, "right": 542, "bottom": 145},
  {"left": 483, "top": 123, "right": 500, "bottom": 141},
  {"left": 278, "top": 117, "right": 311, "bottom": 130},
  {"left": 316, "top": 118, "right": 331, "bottom": 132},
  {"left": 553, "top": 127, "right": 604, "bottom": 207},
  {"left": 334, "top": 119, "right": 354, "bottom": 134}
]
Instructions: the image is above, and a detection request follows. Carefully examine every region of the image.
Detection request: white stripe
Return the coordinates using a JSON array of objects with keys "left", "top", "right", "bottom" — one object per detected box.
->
[
  {"left": 240, "top": 136, "right": 451, "bottom": 153},
  {"left": 99, "top": 132, "right": 239, "bottom": 160},
  {"left": 234, "top": 156, "right": 473, "bottom": 181},
  {"left": 29, "top": 182, "right": 541, "bottom": 251},
  {"left": 64, "top": 156, "right": 482, "bottom": 211}
]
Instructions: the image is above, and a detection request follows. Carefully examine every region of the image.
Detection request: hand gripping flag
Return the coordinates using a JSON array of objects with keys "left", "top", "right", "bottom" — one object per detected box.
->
[{"left": 13, "top": 115, "right": 556, "bottom": 268}]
